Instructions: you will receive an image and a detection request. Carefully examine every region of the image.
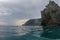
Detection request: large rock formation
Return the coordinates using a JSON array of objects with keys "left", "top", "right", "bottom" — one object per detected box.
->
[
  {"left": 41, "top": 1, "right": 60, "bottom": 39},
  {"left": 41, "top": 1, "right": 60, "bottom": 26}
]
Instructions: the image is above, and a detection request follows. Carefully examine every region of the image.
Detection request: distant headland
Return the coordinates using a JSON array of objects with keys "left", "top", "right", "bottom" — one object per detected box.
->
[{"left": 22, "top": 18, "right": 41, "bottom": 26}]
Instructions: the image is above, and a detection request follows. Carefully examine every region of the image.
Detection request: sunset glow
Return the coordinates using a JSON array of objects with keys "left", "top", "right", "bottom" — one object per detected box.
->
[{"left": 15, "top": 20, "right": 28, "bottom": 26}]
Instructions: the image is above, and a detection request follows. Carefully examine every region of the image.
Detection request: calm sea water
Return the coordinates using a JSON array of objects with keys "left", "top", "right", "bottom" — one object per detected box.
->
[{"left": 0, "top": 26, "right": 59, "bottom": 40}]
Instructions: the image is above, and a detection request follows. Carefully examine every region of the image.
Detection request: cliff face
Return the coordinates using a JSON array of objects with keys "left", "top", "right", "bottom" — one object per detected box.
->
[
  {"left": 41, "top": 1, "right": 60, "bottom": 26},
  {"left": 23, "top": 18, "right": 41, "bottom": 26}
]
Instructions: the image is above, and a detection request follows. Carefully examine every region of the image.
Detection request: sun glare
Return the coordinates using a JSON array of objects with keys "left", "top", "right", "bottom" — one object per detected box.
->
[{"left": 15, "top": 20, "right": 28, "bottom": 26}]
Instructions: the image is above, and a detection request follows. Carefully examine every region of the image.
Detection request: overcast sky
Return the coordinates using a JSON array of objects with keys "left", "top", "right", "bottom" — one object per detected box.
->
[{"left": 0, "top": 0, "right": 59, "bottom": 25}]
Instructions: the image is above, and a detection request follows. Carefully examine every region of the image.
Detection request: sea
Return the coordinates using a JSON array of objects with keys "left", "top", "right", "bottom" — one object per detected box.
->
[{"left": 0, "top": 26, "right": 59, "bottom": 40}]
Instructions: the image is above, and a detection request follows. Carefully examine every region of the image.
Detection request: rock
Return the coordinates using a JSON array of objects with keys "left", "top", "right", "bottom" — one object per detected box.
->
[{"left": 41, "top": 1, "right": 60, "bottom": 26}]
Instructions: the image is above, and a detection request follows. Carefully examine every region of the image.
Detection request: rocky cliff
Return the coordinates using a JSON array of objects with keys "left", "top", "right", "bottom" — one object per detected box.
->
[
  {"left": 41, "top": 1, "right": 60, "bottom": 26},
  {"left": 23, "top": 18, "right": 41, "bottom": 26}
]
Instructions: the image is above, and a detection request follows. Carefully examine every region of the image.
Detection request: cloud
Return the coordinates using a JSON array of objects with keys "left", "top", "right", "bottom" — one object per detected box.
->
[
  {"left": 0, "top": 0, "right": 49, "bottom": 25},
  {"left": 0, "top": 0, "right": 59, "bottom": 25},
  {"left": 0, "top": 21, "right": 7, "bottom": 25},
  {"left": 0, "top": 7, "right": 12, "bottom": 16},
  {"left": 0, "top": 0, "right": 43, "bottom": 4},
  {"left": 0, "top": 0, "right": 44, "bottom": 18},
  {"left": 0, "top": 0, "right": 18, "bottom": 3}
]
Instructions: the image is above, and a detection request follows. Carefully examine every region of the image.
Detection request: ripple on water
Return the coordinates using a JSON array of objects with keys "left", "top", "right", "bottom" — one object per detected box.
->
[{"left": 0, "top": 26, "right": 59, "bottom": 40}]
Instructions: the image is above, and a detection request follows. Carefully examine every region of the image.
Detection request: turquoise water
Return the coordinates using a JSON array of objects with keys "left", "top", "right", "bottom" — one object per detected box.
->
[{"left": 0, "top": 26, "right": 59, "bottom": 40}]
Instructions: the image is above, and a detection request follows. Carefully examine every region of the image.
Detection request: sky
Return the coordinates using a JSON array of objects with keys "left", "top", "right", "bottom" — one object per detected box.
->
[{"left": 0, "top": 0, "right": 59, "bottom": 26}]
